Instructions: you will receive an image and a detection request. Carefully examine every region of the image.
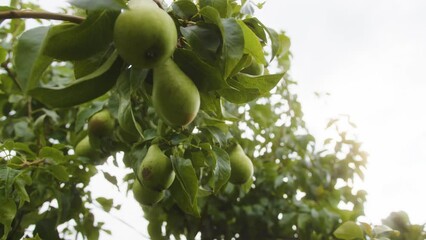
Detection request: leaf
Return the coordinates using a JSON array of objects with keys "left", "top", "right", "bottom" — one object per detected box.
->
[
  {"left": 221, "top": 18, "right": 244, "bottom": 79},
  {"left": 29, "top": 51, "right": 122, "bottom": 108},
  {"left": 236, "top": 20, "right": 265, "bottom": 64},
  {"left": 14, "top": 26, "right": 53, "bottom": 92},
  {"left": 0, "top": 46, "right": 6, "bottom": 63},
  {"left": 43, "top": 11, "right": 119, "bottom": 60},
  {"left": 199, "top": 7, "right": 244, "bottom": 78},
  {"left": 69, "top": 0, "right": 127, "bottom": 11},
  {"left": 96, "top": 197, "right": 113, "bottom": 212},
  {"left": 39, "top": 147, "right": 65, "bottom": 164},
  {"left": 219, "top": 72, "right": 284, "bottom": 104},
  {"left": 211, "top": 146, "right": 231, "bottom": 193},
  {"left": 171, "top": 1, "right": 198, "bottom": 20},
  {"left": 0, "top": 165, "right": 20, "bottom": 196},
  {"left": 48, "top": 165, "right": 69, "bottom": 182},
  {"left": 179, "top": 23, "right": 221, "bottom": 63},
  {"left": 199, "top": 0, "right": 230, "bottom": 18},
  {"left": 169, "top": 156, "right": 199, "bottom": 216},
  {"left": 334, "top": 221, "right": 364, "bottom": 240},
  {"left": 102, "top": 171, "right": 118, "bottom": 188},
  {"left": 173, "top": 49, "right": 224, "bottom": 91},
  {"left": 0, "top": 198, "right": 17, "bottom": 239}
]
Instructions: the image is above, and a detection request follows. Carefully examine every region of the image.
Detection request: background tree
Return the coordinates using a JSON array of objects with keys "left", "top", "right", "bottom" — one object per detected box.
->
[{"left": 0, "top": 0, "right": 423, "bottom": 240}]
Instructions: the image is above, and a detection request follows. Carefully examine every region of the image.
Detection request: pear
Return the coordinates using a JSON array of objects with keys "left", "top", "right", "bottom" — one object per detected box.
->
[
  {"left": 113, "top": 0, "right": 177, "bottom": 68},
  {"left": 74, "top": 135, "right": 99, "bottom": 159},
  {"left": 153, "top": 59, "right": 200, "bottom": 127},
  {"left": 132, "top": 179, "right": 165, "bottom": 206},
  {"left": 138, "top": 144, "right": 175, "bottom": 191},
  {"left": 88, "top": 109, "right": 115, "bottom": 138},
  {"left": 229, "top": 144, "right": 254, "bottom": 184}
]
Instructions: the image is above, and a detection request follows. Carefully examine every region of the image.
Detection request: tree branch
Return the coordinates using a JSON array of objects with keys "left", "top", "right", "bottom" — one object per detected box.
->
[{"left": 0, "top": 10, "right": 85, "bottom": 24}]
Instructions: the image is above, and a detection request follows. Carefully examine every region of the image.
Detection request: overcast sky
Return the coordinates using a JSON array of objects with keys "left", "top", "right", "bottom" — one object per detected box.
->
[
  {"left": 26, "top": 0, "right": 426, "bottom": 238},
  {"left": 259, "top": 0, "right": 426, "bottom": 224}
]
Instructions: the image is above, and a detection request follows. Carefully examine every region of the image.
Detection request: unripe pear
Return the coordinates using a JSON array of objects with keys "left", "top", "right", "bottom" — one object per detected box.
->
[
  {"left": 229, "top": 144, "right": 254, "bottom": 184},
  {"left": 132, "top": 179, "right": 164, "bottom": 206},
  {"left": 152, "top": 59, "right": 200, "bottom": 127},
  {"left": 113, "top": 0, "right": 177, "bottom": 68},
  {"left": 138, "top": 144, "right": 175, "bottom": 191},
  {"left": 74, "top": 135, "right": 99, "bottom": 159},
  {"left": 88, "top": 109, "right": 115, "bottom": 138}
]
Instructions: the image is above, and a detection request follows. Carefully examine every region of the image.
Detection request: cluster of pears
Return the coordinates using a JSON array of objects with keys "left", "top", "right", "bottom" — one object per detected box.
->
[
  {"left": 113, "top": 0, "right": 200, "bottom": 127},
  {"left": 132, "top": 144, "right": 175, "bottom": 206},
  {"left": 74, "top": 109, "right": 115, "bottom": 162},
  {"left": 228, "top": 144, "right": 254, "bottom": 185}
]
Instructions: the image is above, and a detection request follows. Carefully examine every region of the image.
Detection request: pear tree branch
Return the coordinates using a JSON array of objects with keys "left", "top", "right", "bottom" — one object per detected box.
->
[{"left": 0, "top": 10, "right": 85, "bottom": 24}]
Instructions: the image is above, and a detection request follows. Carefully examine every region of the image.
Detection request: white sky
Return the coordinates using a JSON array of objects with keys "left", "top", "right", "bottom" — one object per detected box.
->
[
  {"left": 260, "top": 0, "right": 426, "bottom": 225},
  {"left": 6, "top": 0, "right": 426, "bottom": 238}
]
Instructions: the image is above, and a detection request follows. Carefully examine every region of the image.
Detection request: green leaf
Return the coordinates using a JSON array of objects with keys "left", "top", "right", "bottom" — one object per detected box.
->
[
  {"left": 39, "top": 147, "right": 65, "bottom": 164},
  {"left": 29, "top": 51, "right": 122, "bottom": 108},
  {"left": 220, "top": 72, "right": 284, "bottom": 103},
  {"left": 96, "top": 197, "right": 113, "bottom": 212},
  {"left": 200, "top": 0, "right": 230, "bottom": 18},
  {"left": 172, "top": 0, "right": 198, "bottom": 20},
  {"left": 173, "top": 49, "right": 224, "bottom": 91},
  {"left": 179, "top": 23, "right": 221, "bottom": 63},
  {"left": 243, "top": 17, "right": 267, "bottom": 43},
  {"left": 23, "top": 234, "right": 42, "bottom": 240},
  {"left": 169, "top": 156, "right": 199, "bottom": 216},
  {"left": 48, "top": 165, "right": 69, "bottom": 182},
  {"left": 0, "top": 198, "right": 17, "bottom": 239},
  {"left": 0, "top": 165, "right": 20, "bottom": 196},
  {"left": 69, "top": 0, "right": 127, "bottom": 11},
  {"left": 237, "top": 20, "right": 266, "bottom": 64},
  {"left": 102, "top": 171, "right": 118, "bottom": 188},
  {"left": 199, "top": 7, "right": 244, "bottom": 78},
  {"left": 43, "top": 11, "right": 119, "bottom": 60},
  {"left": 14, "top": 26, "right": 53, "bottom": 92},
  {"left": 334, "top": 221, "right": 365, "bottom": 240},
  {"left": 0, "top": 46, "right": 6, "bottom": 63},
  {"left": 211, "top": 146, "right": 230, "bottom": 193},
  {"left": 221, "top": 18, "right": 244, "bottom": 79}
]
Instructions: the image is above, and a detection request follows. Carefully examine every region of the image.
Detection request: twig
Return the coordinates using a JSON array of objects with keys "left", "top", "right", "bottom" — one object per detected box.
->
[
  {"left": 1, "top": 61, "right": 22, "bottom": 91},
  {"left": 0, "top": 10, "right": 85, "bottom": 24}
]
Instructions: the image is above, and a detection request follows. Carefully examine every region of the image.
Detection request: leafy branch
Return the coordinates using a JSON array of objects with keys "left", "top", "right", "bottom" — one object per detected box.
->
[{"left": 0, "top": 10, "right": 84, "bottom": 24}]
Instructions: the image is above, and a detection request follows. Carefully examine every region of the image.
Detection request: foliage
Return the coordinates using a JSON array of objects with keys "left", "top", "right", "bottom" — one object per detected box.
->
[
  {"left": 0, "top": 0, "right": 409, "bottom": 239},
  {"left": 334, "top": 211, "right": 426, "bottom": 240}
]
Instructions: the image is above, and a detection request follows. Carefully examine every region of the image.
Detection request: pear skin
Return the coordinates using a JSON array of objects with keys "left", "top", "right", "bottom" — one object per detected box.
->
[
  {"left": 88, "top": 109, "right": 115, "bottom": 138},
  {"left": 75, "top": 135, "right": 99, "bottom": 160},
  {"left": 229, "top": 144, "right": 254, "bottom": 184},
  {"left": 153, "top": 59, "right": 200, "bottom": 127},
  {"left": 113, "top": 0, "right": 177, "bottom": 68},
  {"left": 138, "top": 144, "right": 175, "bottom": 191},
  {"left": 132, "top": 179, "right": 165, "bottom": 206}
]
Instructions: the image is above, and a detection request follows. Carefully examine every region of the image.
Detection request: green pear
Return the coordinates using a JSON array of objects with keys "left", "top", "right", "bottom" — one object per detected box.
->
[
  {"left": 74, "top": 135, "right": 99, "bottom": 159},
  {"left": 138, "top": 144, "right": 175, "bottom": 191},
  {"left": 152, "top": 59, "right": 200, "bottom": 127},
  {"left": 113, "top": 0, "right": 177, "bottom": 68},
  {"left": 132, "top": 179, "right": 165, "bottom": 206},
  {"left": 88, "top": 109, "right": 115, "bottom": 138},
  {"left": 241, "top": 56, "right": 264, "bottom": 75},
  {"left": 229, "top": 144, "right": 254, "bottom": 184}
]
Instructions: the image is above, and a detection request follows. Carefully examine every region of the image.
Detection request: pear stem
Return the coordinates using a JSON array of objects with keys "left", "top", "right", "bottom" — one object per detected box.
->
[{"left": 0, "top": 10, "right": 85, "bottom": 24}]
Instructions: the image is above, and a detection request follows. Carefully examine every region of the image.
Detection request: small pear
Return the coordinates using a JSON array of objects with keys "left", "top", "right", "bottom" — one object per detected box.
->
[
  {"left": 88, "top": 109, "right": 115, "bottom": 138},
  {"left": 153, "top": 59, "right": 200, "bottom": 127},
  {"left": 229, "top": 144, "right": 254, "bottom": 184},
  {"left": 132, "top": 179, "right": 164, "bottom": 206},
  {"left": 74, "top": 135, "right": 99, "bottom": 159},
  {"left": 113, "top": 0, "right": 177, "bottom": 68},
  {"left": 138, "top": 144, "right": 175, "bottom": 191}
]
